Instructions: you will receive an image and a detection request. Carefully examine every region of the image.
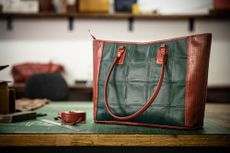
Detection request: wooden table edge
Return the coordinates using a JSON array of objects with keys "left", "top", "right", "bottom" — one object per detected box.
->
[{"left": 0, "top": 134, "right": 229, "bottom": 147}]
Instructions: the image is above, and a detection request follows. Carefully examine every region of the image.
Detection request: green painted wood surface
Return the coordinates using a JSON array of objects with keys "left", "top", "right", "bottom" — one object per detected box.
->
[{"left": 0, "top": 102, "right": 229, "bottom": 134}]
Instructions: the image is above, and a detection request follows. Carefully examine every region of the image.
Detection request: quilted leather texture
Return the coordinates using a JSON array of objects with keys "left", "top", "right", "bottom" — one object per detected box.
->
[{"left": 96, "top": 39, "right": 188, "bottom": 127}]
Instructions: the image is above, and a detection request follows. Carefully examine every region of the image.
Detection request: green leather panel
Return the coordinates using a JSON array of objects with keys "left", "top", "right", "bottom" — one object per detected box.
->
[{"left": 96, "top": 39, "right": 188, "bottom": 127}]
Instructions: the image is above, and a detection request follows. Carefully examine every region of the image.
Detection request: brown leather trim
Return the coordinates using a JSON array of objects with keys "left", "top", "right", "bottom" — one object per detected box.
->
[
  {"left": 96, "top": 33, "right": 211, "bottom": 45},
  {"left": 185, "top": 33, "right": 212, "bottom": 128},
  {"left": 93, "top": 40, "right": 104, "bottom": 121},
  {"left": 95, "top": 120, "right": 200, "bottom": 130}
]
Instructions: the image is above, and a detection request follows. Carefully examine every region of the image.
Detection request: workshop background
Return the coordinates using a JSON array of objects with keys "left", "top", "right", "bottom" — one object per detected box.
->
[{"left": 0, "top": 0, "right": 229, "bottom": 97}]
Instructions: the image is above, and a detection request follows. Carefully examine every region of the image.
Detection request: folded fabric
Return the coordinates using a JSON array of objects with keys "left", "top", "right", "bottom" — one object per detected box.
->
[{"left": 16, "top": 98, "right": 49, "bottom": 111}]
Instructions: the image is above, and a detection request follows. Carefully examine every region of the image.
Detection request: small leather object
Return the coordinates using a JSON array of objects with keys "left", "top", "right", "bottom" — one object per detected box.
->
[
  {"left": 93, "top": 33, "right": 212, "bottom": 129},
  {"left": 57, "top": 111, "right": 86, "bottom": 125}
]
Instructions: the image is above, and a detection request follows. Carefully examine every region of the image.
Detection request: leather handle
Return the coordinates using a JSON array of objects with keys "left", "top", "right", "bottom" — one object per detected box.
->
[{"left": 104, "top": 45, "right": 168, "bottom": 120}]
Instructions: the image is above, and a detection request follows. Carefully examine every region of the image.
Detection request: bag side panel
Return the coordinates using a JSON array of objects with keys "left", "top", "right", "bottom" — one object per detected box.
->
[
  {"left": 185, "top": 34, "right": 212, "bottom": 128},
  {"left": 93, "top": 40, "right": 104, "bottom": 121}
]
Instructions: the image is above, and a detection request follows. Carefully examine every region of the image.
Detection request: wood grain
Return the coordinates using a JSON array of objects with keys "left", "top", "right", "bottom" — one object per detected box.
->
[{"left": 0, "top": 134, "right": 229, "bottom": 147}]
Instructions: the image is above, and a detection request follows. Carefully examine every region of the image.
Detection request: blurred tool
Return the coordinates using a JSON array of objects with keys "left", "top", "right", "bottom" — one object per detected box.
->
[
  {"left": 0, "top": 65, "right": 40, "bottom": 123},
  {"left": 38, "top": 118, "right": 80, "bottom": 132},
  {"left": 0, "top": 65, "right": 14, "bottom": 114}
]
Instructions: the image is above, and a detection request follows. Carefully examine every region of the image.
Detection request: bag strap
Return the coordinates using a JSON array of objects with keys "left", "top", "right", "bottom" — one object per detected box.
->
[{"left": 104, "top": 44, "right": 168, "bottom": 120}]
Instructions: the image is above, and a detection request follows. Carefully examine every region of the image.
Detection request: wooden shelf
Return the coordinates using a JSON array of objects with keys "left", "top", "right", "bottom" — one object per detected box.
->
[
  {"left": 1, "top": 12, "right": 230, "bottom": 31},
  {"left": 1, "top": 12, "right": 230, "bottom": 19}
]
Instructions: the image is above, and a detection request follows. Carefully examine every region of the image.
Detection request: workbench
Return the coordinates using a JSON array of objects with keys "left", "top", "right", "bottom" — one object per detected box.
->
[{"left": 0, "top": 102, "right": 229, "bottom": 151}]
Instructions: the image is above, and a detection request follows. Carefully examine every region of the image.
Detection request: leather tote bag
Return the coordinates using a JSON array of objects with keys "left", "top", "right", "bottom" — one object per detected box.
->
[{"left": 92, "top": 33, "right": 212, "bottom": 129}]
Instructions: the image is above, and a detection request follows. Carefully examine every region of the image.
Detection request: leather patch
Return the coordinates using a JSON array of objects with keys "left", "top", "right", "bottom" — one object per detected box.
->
[
  {"left": 117, "top": 46, "right": 126, "bottom": 65},
  {"left": 156, "top": 44, "right": 168, "bottom": 64}
]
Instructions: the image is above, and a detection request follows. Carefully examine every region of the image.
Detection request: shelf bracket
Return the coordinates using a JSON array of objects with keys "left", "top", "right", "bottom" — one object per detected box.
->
[
  {"left": 188, "top": 18, "right": 194, "bottom": 32},
  {"left": 128, "top": 17, "right": 134, "bottom": 31},
  {"left": 6, "top": 16, "right": 13, "bottom": 31},
  {"left": 68, "top": 17, "right": 74, "bottom": 31}
]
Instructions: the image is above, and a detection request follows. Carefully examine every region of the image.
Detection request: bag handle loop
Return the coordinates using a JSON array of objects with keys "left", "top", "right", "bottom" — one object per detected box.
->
[{"left": 104, "top": 45, "right": 168, "bottom": 120}]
